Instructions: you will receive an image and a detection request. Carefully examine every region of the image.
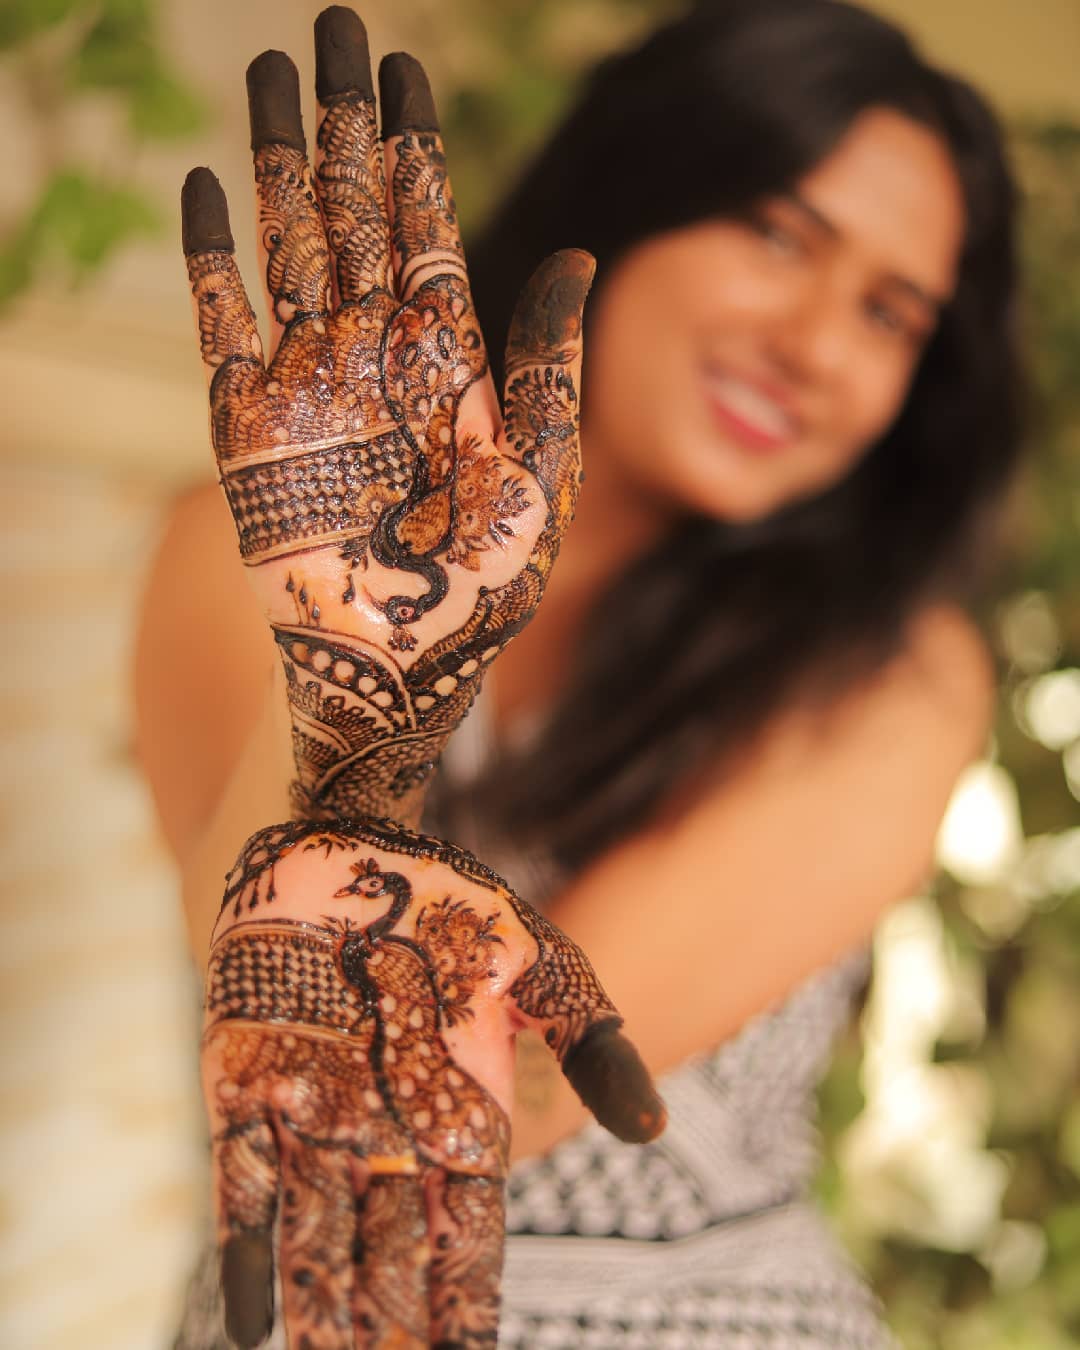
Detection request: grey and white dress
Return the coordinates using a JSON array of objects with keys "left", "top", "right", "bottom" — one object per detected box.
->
[{"left": 174, "top": 693, "right": 893, "bottom": 1349}]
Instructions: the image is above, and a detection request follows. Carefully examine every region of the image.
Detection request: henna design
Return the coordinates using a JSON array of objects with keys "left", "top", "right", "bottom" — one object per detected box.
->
[
  {"left": 184, "top": 134, "right": 589, "bottom": 822},
  {"left": 214, "top": 819, "right": 635, "bottom": 1088},
  {"left": 430, "top": 1174, "right": 505, "bottom": 1345},
  {"left": 350, "top": 1175, "right": 429, "bottom": 1345},
  {"left": 446, "top": 438, "right": 531, "bottom": 570},
  {"left": 414, "top": 898, "right": 504, "bottom": 1027},
  {"left": 186, "top": 29, "right": 624, "bottom": 1343},
  {"left": 255, "top": 142, "right": 332, "bottom": 326},
  {"left": 315, "top": 93, "right": 393, "bottom": 301},
  {"left": 503, "top": 901, "right": 620, "bottom": 1063},
  {"left": 206, "top": 814, "right": 661, "bottom": 1344},
  {"left": 389, "top": 130, "right": 466, "bottom": 296},
  {"left": 206, "top": 830, "right": 519, "bottom": 1345}
]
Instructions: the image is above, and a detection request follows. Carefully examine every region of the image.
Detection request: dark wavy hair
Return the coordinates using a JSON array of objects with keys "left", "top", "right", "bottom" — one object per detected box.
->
[{"left": 448, "top": 0, "right": 1023, "bottom": 869}]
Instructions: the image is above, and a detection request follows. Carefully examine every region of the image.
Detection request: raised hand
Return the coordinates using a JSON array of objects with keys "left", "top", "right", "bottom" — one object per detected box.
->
[
  {"left": 204, "top": 820, "right": 664, "bottom": 1348},
  {"left": 181, "top": 7, "right": 592, "bottom": 825}
]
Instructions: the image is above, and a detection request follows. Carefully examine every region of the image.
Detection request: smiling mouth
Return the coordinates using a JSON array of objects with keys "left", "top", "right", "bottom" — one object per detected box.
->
[{"left": 703, "top": 369, "right": 800, "bottom": 451}]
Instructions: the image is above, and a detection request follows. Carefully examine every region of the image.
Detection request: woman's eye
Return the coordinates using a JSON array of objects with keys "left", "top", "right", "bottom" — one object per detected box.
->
[
  {"left": 864, "top": 298, "right": 910, "bottom": 338},
  {"left": 756, "top": 218, "right": 803, "bottom": 257}
]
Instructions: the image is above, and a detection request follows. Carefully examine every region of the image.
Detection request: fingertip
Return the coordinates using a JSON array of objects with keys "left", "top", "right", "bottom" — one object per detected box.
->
[
  {"left": 378, "top": 51, "right": 439, "bottom": 137},
  {"left": 246, "top": 49, "right": 306, "bottom": 152},
  {"left": 315, "top": 6, "right": 373, "bottom": 103},
  {"left": 563, "top": 1022, "right": 667, "bottom": 1145},
  {"left": 507, "top": 249, "right": 596, "bottom": 361},
  {"left": 181, "top": 167, "right": 234, "bottom": 256},
  {"left": 221, "top": 1232, "right": 275, "bottom": 1348}
]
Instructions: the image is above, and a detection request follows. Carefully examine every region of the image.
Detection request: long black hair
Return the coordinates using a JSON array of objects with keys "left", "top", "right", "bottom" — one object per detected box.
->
[{"left": 454, "top": 0, "right": 1023, "bottom": 869}]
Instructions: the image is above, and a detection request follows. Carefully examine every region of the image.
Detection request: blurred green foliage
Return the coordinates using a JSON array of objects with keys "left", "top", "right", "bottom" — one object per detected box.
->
[
  {"left": 821, "top": 123, "right": 1080, "bottom": 1347},
  {"left": 0, "top": 0, "right": 207, "bottom": 305}
]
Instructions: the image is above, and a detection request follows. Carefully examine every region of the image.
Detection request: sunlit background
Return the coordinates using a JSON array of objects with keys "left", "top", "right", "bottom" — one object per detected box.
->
[{"left": 0, "top": 2, "right": 1077, "bottom": 1346}]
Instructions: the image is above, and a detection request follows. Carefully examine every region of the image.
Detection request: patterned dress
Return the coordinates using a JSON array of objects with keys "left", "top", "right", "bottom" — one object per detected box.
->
[{"left": 174, "top": 693, "right": 893, "bottom": 1349}]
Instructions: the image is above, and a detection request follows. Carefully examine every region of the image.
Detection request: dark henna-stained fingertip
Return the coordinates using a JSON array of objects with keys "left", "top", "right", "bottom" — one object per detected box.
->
[
  {"left": 378, "top": 52, "right": 439, "bottom": 137},
  {"left": 222, "top": 1232, "right": 274, "bottom": 1348},
  {"left": 315, "top": 6, "right": 373, "bottom": 103},
  {"left": 507, "top": 249, "right": 596, "bottom": 359},
  {"left": 246, "top": 49, "right": 306, "bottom": 152},
  {"left": 181, "top": 167, "right": 234, "bottom": 256},
  {"left": 563, "top": 1021, "right": 667, "bottom": 1144}
]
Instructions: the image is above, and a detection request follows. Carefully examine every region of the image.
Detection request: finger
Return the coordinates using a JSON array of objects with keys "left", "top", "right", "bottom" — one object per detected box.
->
[
  {"left": 562, "top": 1020, "right": 667, "bottom": 1144},
  {"left": 211, "top": 1118, "right": 280, "bottom": 1349},
  {"left": 507, "top": 896, "right": 666, "bottom": 1142},
  {"left": 181, "top": 167, "right": 265, "bottom": 388},
  {"left": 351, "top": 1167, "right": 429, "bottom": 1348},
  {"left": 501, "top": 249, "right": 595, "bottom": 558},
  {"left": 313, "top": 6, "right": 393, "bottom": 304},
  {"left": 182, "top": 169, "right": 277, "bottom": 459},
  {"left": 378, "top": 53, "right": 467, "bottom": 300},
  {"left": 275, "top": 1135, "right": 356, "bottom": 1349},
  {"left": 247, "top": 49, "right": 332, "bottom": 354},
  {"left": 427, "top": 1171, "right": 505, "bottom": 1346}
]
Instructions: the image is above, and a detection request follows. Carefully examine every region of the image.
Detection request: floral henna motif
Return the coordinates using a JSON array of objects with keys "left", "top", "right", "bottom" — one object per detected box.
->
[
  {"left": 446, "top": 438, "right": 531, "bottom": 571},
  {"left": 414, "top": 897, "right": 505, "bottom": 1027}
]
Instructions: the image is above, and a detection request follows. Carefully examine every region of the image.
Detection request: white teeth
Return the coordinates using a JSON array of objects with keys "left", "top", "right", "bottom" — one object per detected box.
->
[{"left": 709, "top": 373, "right": 795, "bottom": 438}]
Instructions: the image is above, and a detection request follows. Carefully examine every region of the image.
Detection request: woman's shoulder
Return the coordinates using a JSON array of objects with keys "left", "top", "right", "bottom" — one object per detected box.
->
[
  {"left": 837, "top": 600, "right": 995, "bottom": 762},
  {"left": 898, "top": 600, "right": 995, "bottom": 716},
  {"left": 671, "top": 600, "right": 994, "bottom": 819}
]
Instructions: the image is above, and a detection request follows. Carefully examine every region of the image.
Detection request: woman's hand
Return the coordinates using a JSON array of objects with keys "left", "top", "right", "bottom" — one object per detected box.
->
[
  {"left": 181, "top": 7, "right": 592, "bottom": 824},
  {"left": 204, "top": 819, "right": 664, "bottom": 1348}
]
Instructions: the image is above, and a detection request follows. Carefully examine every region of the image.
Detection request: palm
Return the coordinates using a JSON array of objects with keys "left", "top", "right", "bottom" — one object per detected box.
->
[
  {"left": 184, "top": 55, "right": 589, "bottom": 822},
  {"left": 203, "top": 819, "right": 663, "bottom": 1347}
]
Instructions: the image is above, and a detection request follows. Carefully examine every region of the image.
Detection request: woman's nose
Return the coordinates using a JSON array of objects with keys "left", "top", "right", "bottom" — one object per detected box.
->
[{"left": 766, "top": 273, "right": 853, "bottom": 384}]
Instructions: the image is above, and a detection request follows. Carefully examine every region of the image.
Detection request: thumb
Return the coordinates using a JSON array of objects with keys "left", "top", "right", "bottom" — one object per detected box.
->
[
  {"left": 562, "top": 1018, "right": 667, "bottom": 1145},
  {"left": 501, "top": 249, "right": 596, "bottom": 559}
]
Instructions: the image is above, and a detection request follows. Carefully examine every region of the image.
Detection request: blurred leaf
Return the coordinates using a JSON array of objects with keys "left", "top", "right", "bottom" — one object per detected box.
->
[
  {"left": 0, "top": 0, "right": 83, "bottom": 50},
  {"left": 69, "top": 7, "right": 154, "bottom": 90},
  {"left": 0, "top": 168, "right": 160, "bottom": 307},
  {"left": 0, "top": 226, "right": 37, "bottom": 306},
  {"left": 67, "top": 6, "right": 207, "bottom": 140},
  {"left": 128, "top": 64, "right": 207, "bottom": 138}
]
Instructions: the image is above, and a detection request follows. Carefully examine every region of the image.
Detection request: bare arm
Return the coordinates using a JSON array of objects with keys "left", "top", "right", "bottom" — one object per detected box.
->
[{"left": 511, "top": 605, "right": 995, "bottom": 1156}]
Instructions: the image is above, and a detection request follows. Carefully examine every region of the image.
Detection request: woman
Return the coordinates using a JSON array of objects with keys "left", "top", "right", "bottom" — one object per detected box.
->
[{"left": 140, "top": 1, "right": 1023, "bottom": 1344}]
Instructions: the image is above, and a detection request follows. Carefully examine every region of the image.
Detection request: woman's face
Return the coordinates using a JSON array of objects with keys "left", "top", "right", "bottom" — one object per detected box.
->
[{"left": 581, "top": 108, "right": 967, "bottom": 525}]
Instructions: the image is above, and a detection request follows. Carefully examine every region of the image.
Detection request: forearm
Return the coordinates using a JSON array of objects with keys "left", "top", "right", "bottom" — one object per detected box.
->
[{"left": 179, "top": 660, "right": 292, "bottom": 966}]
